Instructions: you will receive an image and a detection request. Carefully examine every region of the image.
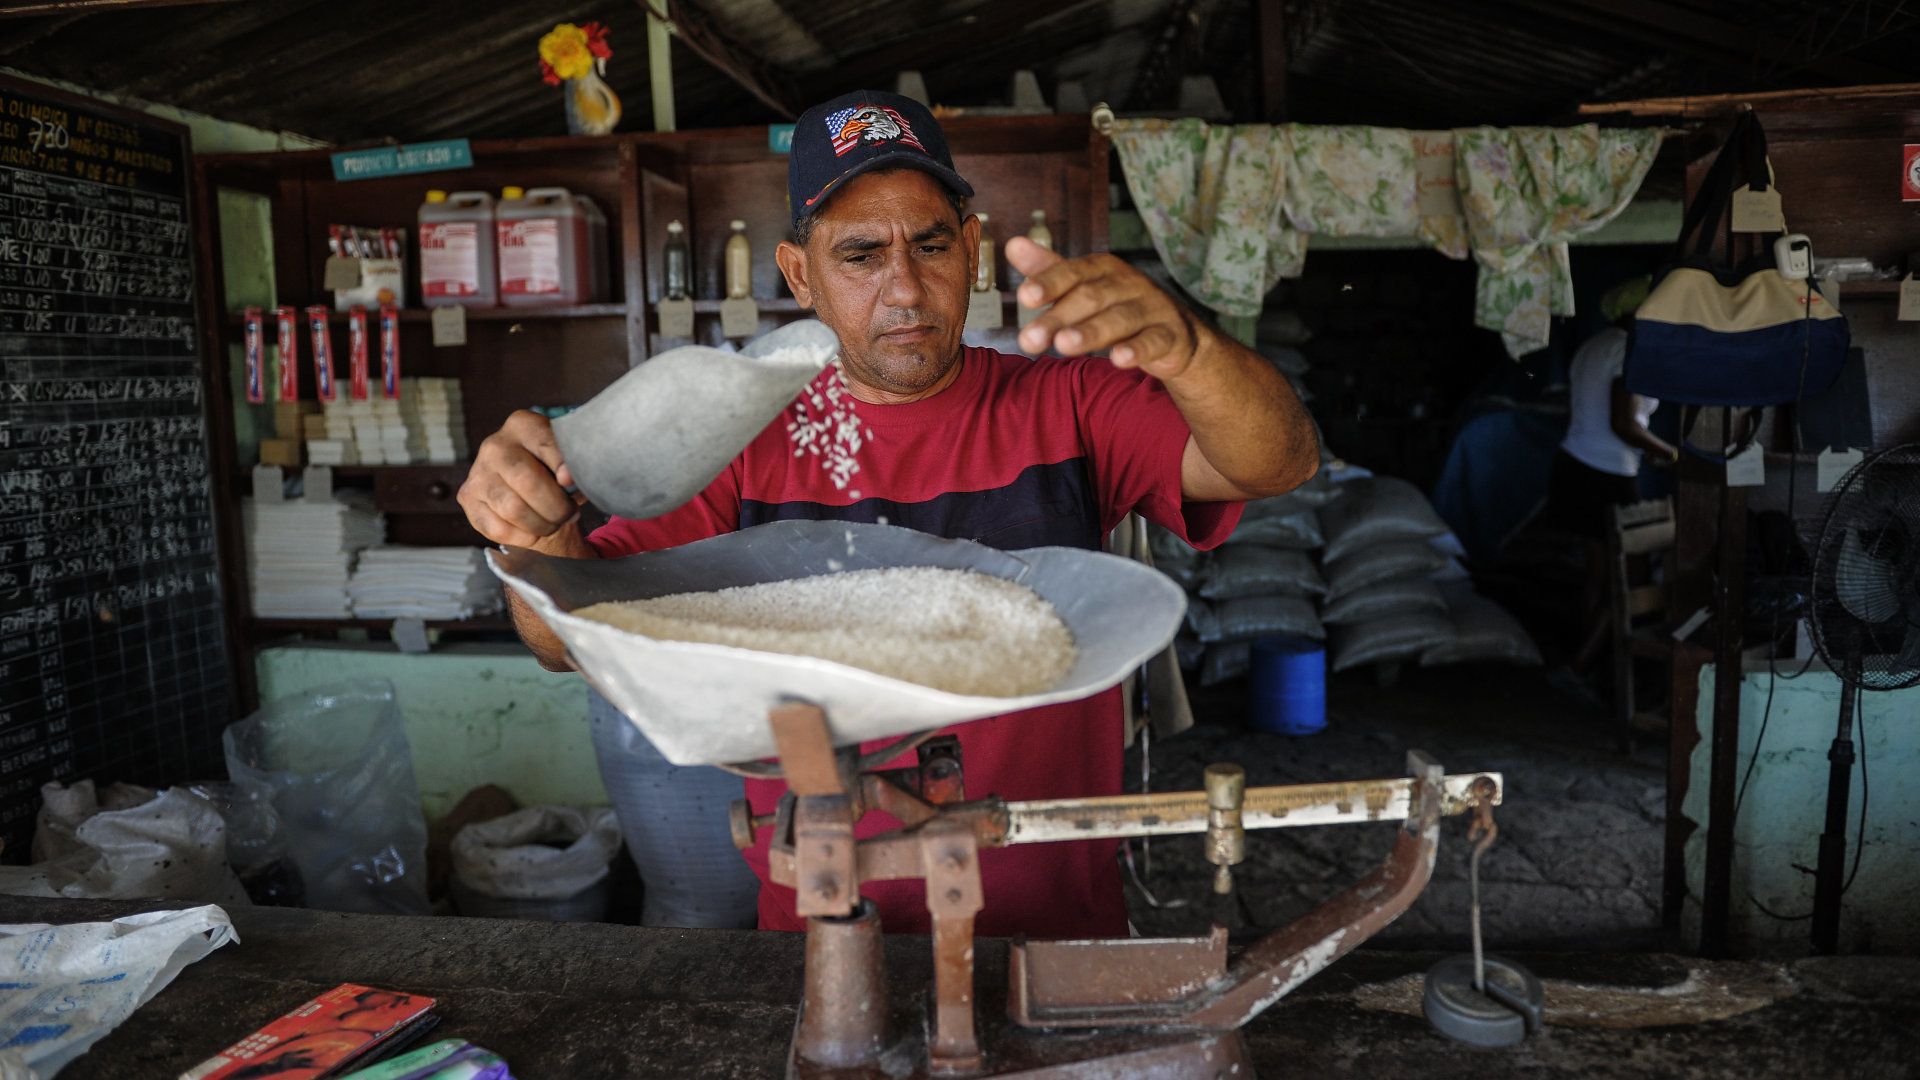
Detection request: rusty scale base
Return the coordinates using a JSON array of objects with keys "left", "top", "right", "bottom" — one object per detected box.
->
[{"left": 733, "top": 702, "right": 1504, "bottom": 1079}]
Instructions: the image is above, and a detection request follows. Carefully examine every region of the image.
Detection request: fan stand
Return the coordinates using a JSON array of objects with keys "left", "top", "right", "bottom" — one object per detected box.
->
[{"left": 1810, "top": 680, "right": 1856, "bottom": 954}]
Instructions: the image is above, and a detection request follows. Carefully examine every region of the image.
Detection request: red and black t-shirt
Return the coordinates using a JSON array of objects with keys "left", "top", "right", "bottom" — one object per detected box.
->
[{"left": 588, "top": 345, "right": 1242, "bottom": 938}]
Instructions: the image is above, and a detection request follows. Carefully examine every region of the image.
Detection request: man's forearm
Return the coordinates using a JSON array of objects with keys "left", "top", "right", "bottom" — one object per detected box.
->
[
  {"left": 506, "top": 521, "right": 598, "bottom": 672},
  {"left": 1165, "top": 321, "right": 1319, "bottom": 498}
]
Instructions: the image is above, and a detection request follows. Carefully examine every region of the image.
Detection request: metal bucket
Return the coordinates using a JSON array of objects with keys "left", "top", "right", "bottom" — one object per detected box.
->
[{"left": 488, "top": 520, "right": 1187, "bottom": 766}]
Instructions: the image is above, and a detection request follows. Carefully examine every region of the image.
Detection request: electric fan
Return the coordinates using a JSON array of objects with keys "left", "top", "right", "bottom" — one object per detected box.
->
[{"left": 1804, "top": 442, "right": 1920, "bottom": 952}]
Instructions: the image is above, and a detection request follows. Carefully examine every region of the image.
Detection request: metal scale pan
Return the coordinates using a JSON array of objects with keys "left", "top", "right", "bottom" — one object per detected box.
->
[{"left": 488, "top": 519, "right": 1188, "bottom": 766}]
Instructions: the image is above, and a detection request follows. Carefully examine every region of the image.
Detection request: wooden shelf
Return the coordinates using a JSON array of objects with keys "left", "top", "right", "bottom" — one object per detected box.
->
[
  {"left": 677, "top": 292, "right": 1016, "bottom": 315},
  {"left": 227, "top": 304, "right": 627, "bottom": 327},
  {"left": 250, "top": 615, "right": 513, "bottom": 634},
  {"left": 688, "top": 297, "right": 805, "bottom": 313},
  {"left": 1833, "top": 278, "right": 1902, "bottom": 297}
]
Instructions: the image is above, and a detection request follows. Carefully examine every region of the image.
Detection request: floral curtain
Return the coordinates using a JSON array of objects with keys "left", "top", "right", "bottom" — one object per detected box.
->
[
  {"left": 1110, "top": 119, "right": 1298, "bottom": 319},
  {"left": 1454, "top": 124, "right": 1663, "bottom": 357},
  {"left": 1112, "top": 119, "right": 1662, "bottom": 359}
]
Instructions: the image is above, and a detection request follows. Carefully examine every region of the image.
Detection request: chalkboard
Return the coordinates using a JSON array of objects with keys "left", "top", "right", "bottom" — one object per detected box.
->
[{"left": 0, "top": 75, "right": 230, "bottom": 858}]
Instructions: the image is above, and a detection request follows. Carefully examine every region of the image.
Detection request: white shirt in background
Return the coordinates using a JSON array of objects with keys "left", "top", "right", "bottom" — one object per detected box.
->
[{"left": 1561, "top": 326, "right": 1658, "bottom": 477}]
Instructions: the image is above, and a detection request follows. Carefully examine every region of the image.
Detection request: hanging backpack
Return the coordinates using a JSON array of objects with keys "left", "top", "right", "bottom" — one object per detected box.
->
[{"left": 1624, "top": 110, "right": 1848, "bottom": 411}]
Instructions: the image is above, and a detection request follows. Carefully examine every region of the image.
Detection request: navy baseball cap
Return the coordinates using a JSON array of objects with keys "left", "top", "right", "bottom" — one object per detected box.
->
[{"left": 789, "top": 90, "right": 974, "bottom": 230}]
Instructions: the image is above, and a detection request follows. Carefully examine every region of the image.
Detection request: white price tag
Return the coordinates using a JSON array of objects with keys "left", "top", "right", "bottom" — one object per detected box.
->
[
  {"left": 965, "top": 289, "right": 1004, "bottom": 332},
  {"left": 1816, "top": 447, "right": 1864, "bottom": 492},
  {"left": 719, "top": 297, "right": 760, "bottom": 339},
  {"left": 392, "top": 617, "right": 431, "bottom": 654},
  {"left": 1899, "top": 276, "right": 1920, "bottom": 321},
  {"left": 656, "top": 297, "right": 695, "bottom": 339},
  {"left": 431, "top": 304, "right": 467, "bottom": 347},
  {"left": 322, "top": 255, "right": 363, "bottom": 291},
  {"left": 302, "top": 465, "right": 334, "bottom": 503},
  {"left": 1730, "top": 186, "right": 1786, "bottom": 233},
  {"left": 1726, "top": 442, "right": 1766, "bottom": 487},
  {"left": 1017, "top": 301, "right": 1047, "bottom": 329},
  {"left": 251, "top": 464, "right": 284, "bottom": 502}
]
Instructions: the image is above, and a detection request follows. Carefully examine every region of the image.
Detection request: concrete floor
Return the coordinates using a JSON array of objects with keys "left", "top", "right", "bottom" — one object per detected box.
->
[{"left": 1123, "top": 664, "right": 1669, "bottom": 950}]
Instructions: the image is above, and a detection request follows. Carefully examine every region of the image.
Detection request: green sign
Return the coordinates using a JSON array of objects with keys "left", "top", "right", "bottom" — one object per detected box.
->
[
  {"left": 330, "top": 139, "right": 474, "bottom": 181},
  {"left": 768, "top": 124, "right": 794, "bottom": 153}
]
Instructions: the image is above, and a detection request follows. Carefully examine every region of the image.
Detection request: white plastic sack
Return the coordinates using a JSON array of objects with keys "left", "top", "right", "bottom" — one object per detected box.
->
[
  {"left": 0, "top": 905, "right": 236, "bottom": 1077},
  {"left": 1330, "top": 611, "right": 1456, "bottom": 672},
  {"left": 224, "top": 681, "right": 429, "bottom": 915},
  {"left": 1422, "top": 586, "right": 1543, "bottom": 667},
  {"left": 451, "top": 806, "right": 622, "bottom": 902},
  {"left": 0, "top": 782, "right": 247, "bottom": 906},
  {"left": 1199, "top": 545, "right": 1327, "bottom": 601},
  {"left": 1319, "top": 476, "right": 1450, "bottom": 560},
  {"left": 1216, "top": 596, "right": 1325, "bottom": 644},
  {"left": 1323, "top": 576, "right": 1449, "bottom": 626},
  {"left": 1323, "top": 539, "right": 1449, "bottom": 602}
]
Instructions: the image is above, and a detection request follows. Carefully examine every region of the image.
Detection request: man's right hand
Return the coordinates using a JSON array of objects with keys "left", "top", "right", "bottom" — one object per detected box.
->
[{"left": 458, "top": 410, "right": 587, "bottom": 550}]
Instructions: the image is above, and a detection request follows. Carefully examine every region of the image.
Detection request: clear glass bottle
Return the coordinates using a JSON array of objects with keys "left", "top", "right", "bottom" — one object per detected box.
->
[
  {"left": 725, "top": 219, "right": 752, "bottom": 300},
  {"left": 974, "top": 212, "right": 995, "bottom": 292},
  {"left": 1027, "top": 209, "right": 1054, "bottom": 251},
  {"left": 663, "top": 220, "right": 690, "bottom": 301}
]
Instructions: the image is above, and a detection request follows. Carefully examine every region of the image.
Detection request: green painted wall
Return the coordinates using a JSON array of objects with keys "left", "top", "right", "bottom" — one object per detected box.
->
[
  {"left": 1683, "top": 664, "right": 1919, "bottom": 955},
  {"left": 256, "top": 644, "right": 603, "bottom": 822}
]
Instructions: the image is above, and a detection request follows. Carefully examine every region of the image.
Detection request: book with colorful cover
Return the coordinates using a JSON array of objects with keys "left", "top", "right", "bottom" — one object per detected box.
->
[{"left": 180, "top": 983, "right": 437, "bottom": 1080}]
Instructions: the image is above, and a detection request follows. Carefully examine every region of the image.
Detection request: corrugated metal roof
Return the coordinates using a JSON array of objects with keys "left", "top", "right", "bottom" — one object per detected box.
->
[{"left": 2, "top": 0, "right": 1916, "bottom": 144}]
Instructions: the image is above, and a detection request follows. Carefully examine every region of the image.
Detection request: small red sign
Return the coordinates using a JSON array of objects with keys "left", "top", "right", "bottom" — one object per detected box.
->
[{"left": 1903, "top": 144, "right": 1920, "bottom": 202}]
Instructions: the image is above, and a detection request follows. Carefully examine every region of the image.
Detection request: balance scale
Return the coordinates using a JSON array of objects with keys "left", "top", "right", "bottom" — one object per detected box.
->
[{"left": 492, "top": 521, "right": 1533, "bottom": 1077}]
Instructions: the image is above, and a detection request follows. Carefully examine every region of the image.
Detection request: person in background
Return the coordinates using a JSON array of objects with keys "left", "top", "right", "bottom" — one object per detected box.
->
[{"left": 1536, "top": 276, "right": 1676, "bottom": 539}]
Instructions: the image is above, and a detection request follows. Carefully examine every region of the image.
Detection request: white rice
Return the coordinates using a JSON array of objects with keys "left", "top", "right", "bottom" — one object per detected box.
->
[
  {"left": 785, "top": 362, "right": 868, "bottom": 491},
  {"left": 573, "top": 567, "right": 1076, "bottom": 697}
]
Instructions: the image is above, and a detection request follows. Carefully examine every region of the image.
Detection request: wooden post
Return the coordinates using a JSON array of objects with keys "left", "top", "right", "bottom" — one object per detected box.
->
[
  {"left": 647, "top": 0, "right": 676, "bottom": 133},
  {"left": 1701, "top": 482, "right": 1747, "bottom": 958},
  {"left": 1257, "top": 0, "right": 1287, "bottom": 121}
]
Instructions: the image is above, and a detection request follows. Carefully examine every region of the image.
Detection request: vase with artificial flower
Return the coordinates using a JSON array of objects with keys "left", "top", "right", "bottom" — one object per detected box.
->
[{"left": 540, "top": 21, "right": 620, "bottom": 136}]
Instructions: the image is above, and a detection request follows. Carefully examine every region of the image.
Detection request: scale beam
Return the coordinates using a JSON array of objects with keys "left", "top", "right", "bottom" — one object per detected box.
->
[{"left": 1003, "top": 772, "right": 1502, "bottom": 845}]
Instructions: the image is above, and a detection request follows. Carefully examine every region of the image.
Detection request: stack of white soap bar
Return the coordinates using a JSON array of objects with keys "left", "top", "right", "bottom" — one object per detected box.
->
[
  {"left": 243, "top": 491, "right": 386, "bottom": 618},
  {"left": 304, "top": 377, "right": 468, "bottom": 466},
  {"left": 349, "top": 545, "right": 503, "bottom": 620},
  {"left": 303, "top": 411, "right": 357, "bottom": 466},
  {"left": 401, "top": 377, "right": 467, "bottom": 465}
]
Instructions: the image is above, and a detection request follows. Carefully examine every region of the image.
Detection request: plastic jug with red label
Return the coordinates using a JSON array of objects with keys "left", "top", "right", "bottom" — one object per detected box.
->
[
  {"left": 419, "top": 190, "right": 498, "bottom": 307},
  {"left": 497, "top": 186, "right": 606, "bottom": 306}
]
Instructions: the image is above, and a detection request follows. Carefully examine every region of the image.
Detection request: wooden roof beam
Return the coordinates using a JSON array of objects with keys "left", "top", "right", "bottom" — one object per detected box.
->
[
  {"left": 645, "top": 0, "right": 802, "bottom": 120},
  {"left": 1548, "top": 0, "right": 1907, "bottom": 86}
]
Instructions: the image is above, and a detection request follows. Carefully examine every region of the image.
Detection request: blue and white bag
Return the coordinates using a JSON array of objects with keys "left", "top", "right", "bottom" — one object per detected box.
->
[{"left": 1625, "top": 111, "right": 1848, "bottom": 409}]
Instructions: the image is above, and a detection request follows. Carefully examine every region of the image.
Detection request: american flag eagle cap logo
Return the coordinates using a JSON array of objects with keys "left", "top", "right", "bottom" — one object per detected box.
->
[{"left": 825, "top": 104, "right": 925, "bottom": 157}]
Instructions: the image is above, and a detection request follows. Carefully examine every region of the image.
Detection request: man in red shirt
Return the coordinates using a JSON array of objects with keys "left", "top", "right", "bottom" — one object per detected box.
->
[{"left": 459, "top": 90, "right": 1317, "bottom": 938}]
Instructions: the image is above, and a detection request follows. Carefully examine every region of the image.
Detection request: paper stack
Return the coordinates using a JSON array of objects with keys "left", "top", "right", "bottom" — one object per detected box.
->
[
  {"left": 401, "top": 377, "right": 468, "bottom": 464},
  {"left": 243, "top": 492, "right": 385, "bottom": 618},
  {"left": 348, "top": 546, "right": 504, "bottom": 620},
  {"left": 303, "top": 378, "right": 468, "bottom": 467}
]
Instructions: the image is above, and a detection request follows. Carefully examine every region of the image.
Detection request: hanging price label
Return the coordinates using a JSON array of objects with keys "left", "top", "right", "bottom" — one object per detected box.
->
[
  {"left": 1726, "top": 442, "right": 1766, "bottom": 487},
  {"left": 1816, "top": 447, "right": 1865, "bottom": 492},
  {"left": 431, "top": 305, "right": 467, "bottom": 347},
  {"left": 1730, "top": 186, "right": 1786, "bottom": 233},
  {"left": 656, "top": 297, "right": 695, "bottom": 339}
]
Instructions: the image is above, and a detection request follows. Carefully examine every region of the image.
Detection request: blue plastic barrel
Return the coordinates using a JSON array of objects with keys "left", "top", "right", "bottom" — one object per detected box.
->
[{"left": 1249, "top": 636, "right": 1327, "bottom": 735}]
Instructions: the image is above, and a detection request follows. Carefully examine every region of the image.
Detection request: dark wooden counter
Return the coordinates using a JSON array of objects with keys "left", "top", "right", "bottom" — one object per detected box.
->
[{"left": 3, "top": 897, "right": 1914, "bottom": 1079}]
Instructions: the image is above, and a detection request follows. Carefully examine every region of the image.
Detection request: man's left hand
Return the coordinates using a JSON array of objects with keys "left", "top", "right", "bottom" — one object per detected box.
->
[{"left": 1009, "top": 237, "right": 1203, "bottom": 379}]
